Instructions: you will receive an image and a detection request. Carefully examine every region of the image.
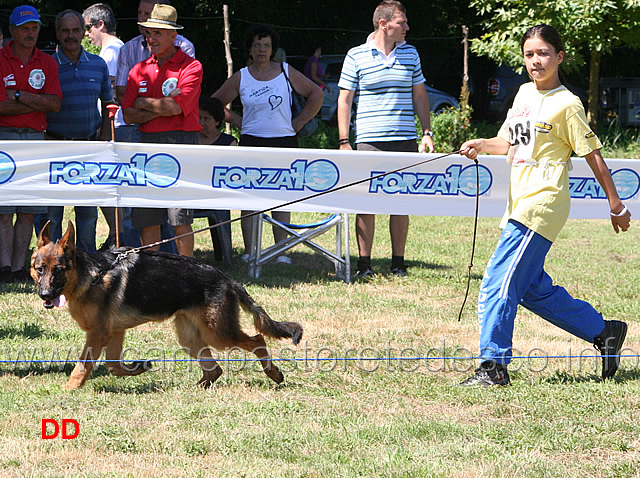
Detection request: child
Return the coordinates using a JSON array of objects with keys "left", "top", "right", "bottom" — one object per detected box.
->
[{"left": 459, "top": 24, "right": 632, "bottom": 386}]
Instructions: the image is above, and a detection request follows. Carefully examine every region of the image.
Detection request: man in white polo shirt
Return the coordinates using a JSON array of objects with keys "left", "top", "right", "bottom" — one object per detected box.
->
[{"left": 337, "top": 0, "right": 434, "bottom": 279}]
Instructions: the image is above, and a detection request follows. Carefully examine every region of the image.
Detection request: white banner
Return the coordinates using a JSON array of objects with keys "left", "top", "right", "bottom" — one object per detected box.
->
[{"left": 0, "top": 140, "right": 638, "bottom": 219}]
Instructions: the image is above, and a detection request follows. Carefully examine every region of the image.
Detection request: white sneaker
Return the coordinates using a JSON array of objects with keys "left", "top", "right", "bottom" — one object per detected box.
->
[{"left": 275, "top": 256, "right": 292, "bottom": 265}]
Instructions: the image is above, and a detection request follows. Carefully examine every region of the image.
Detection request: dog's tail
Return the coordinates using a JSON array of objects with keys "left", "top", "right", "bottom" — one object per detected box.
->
[{"left": 236, "top": 285, "right": 303, "bottom": 345}]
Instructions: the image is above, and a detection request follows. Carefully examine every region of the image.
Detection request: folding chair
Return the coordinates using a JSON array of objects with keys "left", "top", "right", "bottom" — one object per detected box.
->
[{"left": 247, "top": 213, "right": 350, "bottom": 283}]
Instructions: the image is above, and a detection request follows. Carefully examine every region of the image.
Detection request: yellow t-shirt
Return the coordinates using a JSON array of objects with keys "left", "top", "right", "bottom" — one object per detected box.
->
[{"left": 497, "top": 83, "right": 602, "bottom": 242}]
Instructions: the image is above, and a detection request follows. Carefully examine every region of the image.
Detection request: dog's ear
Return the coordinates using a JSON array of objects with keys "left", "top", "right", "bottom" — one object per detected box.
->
[
  {"left": 37, "top": 220, "right": 52, "bottom": 247},
  {"left": 59, "top": 220, "right": 76, "bottom": 253}
]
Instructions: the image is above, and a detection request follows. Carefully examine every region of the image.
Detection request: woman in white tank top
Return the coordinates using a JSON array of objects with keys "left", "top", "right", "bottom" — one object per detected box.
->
[{"left": 211, "top": 24, "right": 324, "bottom": 262}]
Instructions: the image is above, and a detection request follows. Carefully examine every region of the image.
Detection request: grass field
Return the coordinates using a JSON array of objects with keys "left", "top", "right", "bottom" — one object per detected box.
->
[{"left": 0, "top": 210, "right": 638, "bottom": 477}]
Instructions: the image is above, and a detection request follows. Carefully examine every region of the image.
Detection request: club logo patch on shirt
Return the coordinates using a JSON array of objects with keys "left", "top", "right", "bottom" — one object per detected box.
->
[
  {"left": 28, "top": 69, "right": 45, "bottom": 89},
  {"left": 3, "top": 74, "right": 16, "bottom": 87},
  {"left": 535, "top": 121, "right": 552, "bottom": 134},
  {"left": 162, "top": 77, "right": 178, "bottom": 97},
  {"left": 585, "top": 131, "right": 596, "bottom": 139}
]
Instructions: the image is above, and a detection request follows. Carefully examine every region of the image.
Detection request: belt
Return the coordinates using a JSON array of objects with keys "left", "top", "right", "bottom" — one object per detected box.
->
[{"left": 46, "top": 131, "right": 97, "bottom": 141}]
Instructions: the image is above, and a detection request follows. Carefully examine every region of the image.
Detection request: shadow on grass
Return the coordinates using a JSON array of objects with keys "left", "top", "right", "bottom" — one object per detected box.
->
[
  {"left": 0, "top": 323, "right": 48, "bottom": 340},
  {"left": 194, "top": 248, "right": 459, "bottom": 289},
  {"left": 0, "top": 362, "right": 75, "bottom": 378},
  {"left": 0, "top": 281, "right": 37, "bottom": 295},
  {"left": 93, "top": 379, "right": 174, "bottom": 394},
  {"left": 544, "top": 367, "right": 640, "bottom": 384}
]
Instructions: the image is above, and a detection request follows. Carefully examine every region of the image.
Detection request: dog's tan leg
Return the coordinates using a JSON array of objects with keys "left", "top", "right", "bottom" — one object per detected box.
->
[
  {"left": 174, "top": 317, "right": 223, "bottom": 388},
  {"left": 65, "top": 331, "right": 109, "bottom": 390},
  {"left": 234, "top": 333, "right": 284, "bottom": 384},
  {"left": 104, "top": 331, "right": 152, "bottom": 377}
]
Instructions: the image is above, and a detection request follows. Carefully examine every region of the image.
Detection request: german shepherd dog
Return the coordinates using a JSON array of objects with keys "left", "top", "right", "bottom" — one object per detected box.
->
[{"left": 30, "top": 221, "right": 303, "bottom": 390}]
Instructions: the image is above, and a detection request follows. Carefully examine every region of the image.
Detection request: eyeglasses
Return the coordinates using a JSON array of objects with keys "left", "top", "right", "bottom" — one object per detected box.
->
[
  {"left": 84, "top": 23, "right": 96, "bottom": 32},
  {"left": 252, "top": 43, "right": 272, "bottom": 50}
]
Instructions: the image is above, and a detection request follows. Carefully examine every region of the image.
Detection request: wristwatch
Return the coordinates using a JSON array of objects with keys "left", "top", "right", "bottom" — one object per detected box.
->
[
  {"left": 14, "top": 90, "right": 21, "bottom": 102},
  {"left": 423, "top": 130, "right": 433, "bottom": 137}
]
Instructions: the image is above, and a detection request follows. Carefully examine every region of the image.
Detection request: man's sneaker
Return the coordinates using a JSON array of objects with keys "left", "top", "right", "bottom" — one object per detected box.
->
[
  {"left": 460, "top": 361, "right": 510, "bottom": 387},
  {"left": 354, "top": 267, "right": 374, "bottom": 280},
  {"left": 390, "top": 266, "right": 408, "bottom": 277},
  {"left": 593, "top": 320, "right": 628, "bottom": 379}
]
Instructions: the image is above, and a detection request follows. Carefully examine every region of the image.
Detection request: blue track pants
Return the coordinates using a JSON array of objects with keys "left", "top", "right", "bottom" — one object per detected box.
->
[{"left": 478, "top": 220, "right": 606, "bottom": 365}]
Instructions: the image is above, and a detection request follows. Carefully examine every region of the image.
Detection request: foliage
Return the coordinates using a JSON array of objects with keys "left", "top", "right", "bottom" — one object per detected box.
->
[
  {"left": 81, "top": 37, "right": 100, "bottom": 56},
  {"left": 430, "top": 106, "right": 476, "bottom": 153},
  {"left": 598, "top": 120, "right": 640, "bottom": 158},
  {"left": 469, "top": 0, "right": 640, "bottom": 73},
  {"left": 297, "top": 119, "right": 342, "bottom": 150}
]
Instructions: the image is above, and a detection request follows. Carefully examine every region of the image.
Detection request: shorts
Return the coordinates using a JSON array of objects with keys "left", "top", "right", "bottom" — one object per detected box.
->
[
  {"left": 131, "top": 208, "right": 193, "bottom": 229},
  {"left": 356, "top": 139, "right": 418, "bottom": 153},
  {"left": 131, "top": 129, "right": 198, "bottom": 229},
  {"left": 239, "top": 134, "right": 298, "bottom": 148},
  {"left": 0, "top": 206, "right": 48, "bottom": 214}
]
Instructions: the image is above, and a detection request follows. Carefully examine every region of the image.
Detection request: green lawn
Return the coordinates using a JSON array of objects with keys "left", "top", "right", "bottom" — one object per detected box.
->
[{"left": 0, "top": 212, "right": 639, "bottom": 477}]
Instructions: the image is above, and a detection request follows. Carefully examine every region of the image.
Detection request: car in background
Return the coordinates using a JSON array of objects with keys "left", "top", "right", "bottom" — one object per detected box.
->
[{"left": 289, "top": 54, "right": 459, "bottom": 124}]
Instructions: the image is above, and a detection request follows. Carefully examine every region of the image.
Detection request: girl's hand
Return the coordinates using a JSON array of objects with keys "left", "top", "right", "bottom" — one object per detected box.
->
[
  {"left": 459, "top": 139, "right": 485, "bottom": 160},
  {"left": 610, "top": 206, "right": 631, "bottom": 233}
]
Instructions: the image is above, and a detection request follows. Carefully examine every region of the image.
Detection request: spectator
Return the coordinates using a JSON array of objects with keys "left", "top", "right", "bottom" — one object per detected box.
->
[
  {"left": 116, "top": 0, "right": 195, "bottom": 143},
  {"left": 304, "top": 46, "right": 330, "bottom": 92},
  {"left": 0, "top": 5, "right": 62, "bottom": 283},
  {"left": 43, "top": 9, "right": 114, "bottom": 254},
  {"left": 121, "top": 3, "right": 202, "bottom": 257},
  {"left": 337, "top": 0, "right": 434, "bottom": 278},
  {"left": 198, "top": 96, "right": 236, "bottom": 146},
  {"left": 212, "top": 24, "right": 323, "bottom": 264}
]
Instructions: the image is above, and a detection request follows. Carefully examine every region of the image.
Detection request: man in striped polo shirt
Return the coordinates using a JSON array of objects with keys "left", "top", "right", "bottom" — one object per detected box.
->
[{"left": 337, "top": 0, "right": 434, "bottom": 279}]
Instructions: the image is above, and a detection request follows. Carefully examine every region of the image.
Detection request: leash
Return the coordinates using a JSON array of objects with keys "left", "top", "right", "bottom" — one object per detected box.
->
[
  {"left": 457, "top": 158, "right": 480, "bottom": 321},
  {"left": 128, "top": 149, "right": 463, "bottom": 253},
  {"left": 102, "top": 149, "right": 481, "bottom": 319}
]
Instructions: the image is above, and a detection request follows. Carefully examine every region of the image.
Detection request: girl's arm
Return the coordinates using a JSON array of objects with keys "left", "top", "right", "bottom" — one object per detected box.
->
[
  {"left": 584, "top": 149, "right": 631, "bottom": 233},
  {"left": 460, "top": 137, "right": 510, "bottom": 160}
]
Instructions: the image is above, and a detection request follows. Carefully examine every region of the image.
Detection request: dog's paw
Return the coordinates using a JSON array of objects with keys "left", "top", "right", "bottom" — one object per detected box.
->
[
  {"left": 266, "top": 366, "right": 284, "bottom": 384},
  {"left": 130, "top": 360, "right": 154, "bottom": 373}
]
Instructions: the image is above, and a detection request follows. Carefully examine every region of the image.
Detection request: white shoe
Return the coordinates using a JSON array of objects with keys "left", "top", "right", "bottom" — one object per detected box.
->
[
  {"left": 240, "top": 254, "right": 250, "bottom": 263},
  {"left": 275, "top": 256, "right": 292, "bottom": 265}
]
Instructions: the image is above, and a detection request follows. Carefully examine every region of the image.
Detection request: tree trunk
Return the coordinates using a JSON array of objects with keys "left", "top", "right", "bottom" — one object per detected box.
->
[
  {"left": 460, "top": 26, "right": 470, "bottom": 110},
  {"left": 587, "top": 49, "right": 601, "bottom": 130}
]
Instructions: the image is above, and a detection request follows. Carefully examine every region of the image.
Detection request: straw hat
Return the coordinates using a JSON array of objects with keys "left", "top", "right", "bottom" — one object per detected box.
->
[{"left": 138, "top": 4, "right": 183, "bottom": 30}]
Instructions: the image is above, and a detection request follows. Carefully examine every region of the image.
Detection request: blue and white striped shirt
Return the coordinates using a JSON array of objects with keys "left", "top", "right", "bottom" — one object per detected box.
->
[
  {"left": 47, "top": 48, "right": 113, "bottom": 138},
  {"left": 338, "top": 40, "right": 425, "bottom": 143}
]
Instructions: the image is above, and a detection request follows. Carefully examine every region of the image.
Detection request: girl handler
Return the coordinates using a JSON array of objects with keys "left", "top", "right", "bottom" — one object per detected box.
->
[{"left": 459, "top": 24, "right": 632, "bottom": 386}]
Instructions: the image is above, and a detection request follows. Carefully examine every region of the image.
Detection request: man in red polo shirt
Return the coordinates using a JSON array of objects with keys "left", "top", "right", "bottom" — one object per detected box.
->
[
  {"left": 122, "top": 4, "right": 201, "bottom": 257},
  {"left": 0, "top": 5, "right": 62, "bottom": 283}
]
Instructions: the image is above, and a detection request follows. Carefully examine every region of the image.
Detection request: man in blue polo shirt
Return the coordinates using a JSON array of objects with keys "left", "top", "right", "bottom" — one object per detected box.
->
[
  {"left": 337, "top": 0, "right": 434, "bottom": 279},
  {"left": 44, "top": 9, "right": 113, "bottom": 253}
]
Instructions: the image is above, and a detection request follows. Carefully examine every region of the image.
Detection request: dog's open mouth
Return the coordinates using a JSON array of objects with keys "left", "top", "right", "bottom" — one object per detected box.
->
[{"left": 43, "top": 295, "right": 67, "bottom": 309}]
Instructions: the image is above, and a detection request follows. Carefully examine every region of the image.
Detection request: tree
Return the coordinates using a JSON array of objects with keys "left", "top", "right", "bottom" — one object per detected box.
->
[{"left": 469, "top": 0, "right": 640, "bottom": 128}]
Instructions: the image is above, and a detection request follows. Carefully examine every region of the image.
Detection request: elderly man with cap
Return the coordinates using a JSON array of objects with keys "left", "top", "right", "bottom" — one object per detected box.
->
[
  {"left": 121, "top": 4, "right": 202, "bottom": 257},
  {"left": 0, "top": 5, "right": 62, "bottom": 283}
]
